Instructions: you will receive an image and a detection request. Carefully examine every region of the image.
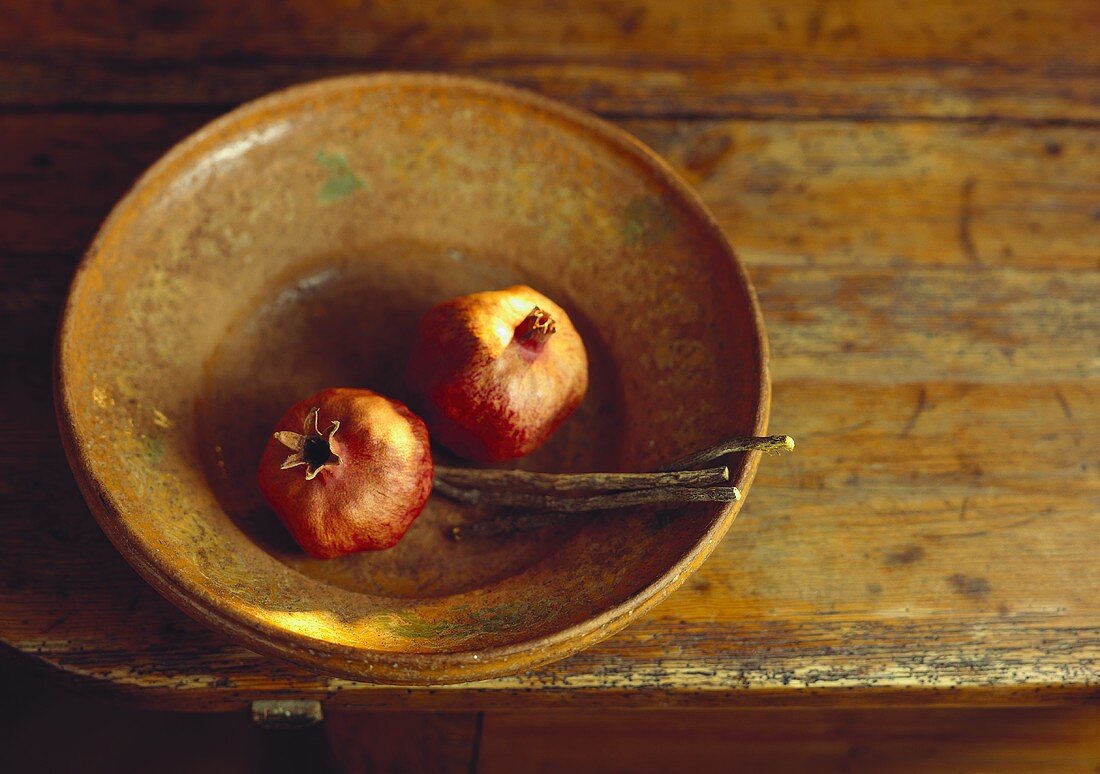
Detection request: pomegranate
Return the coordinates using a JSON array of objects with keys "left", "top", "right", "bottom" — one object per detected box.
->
[
  {"left": 406, "top": 285, "right": 588, "bottom": 463},
  {"left": 257, "top": 388, "right": 433, "bottom": 558}
]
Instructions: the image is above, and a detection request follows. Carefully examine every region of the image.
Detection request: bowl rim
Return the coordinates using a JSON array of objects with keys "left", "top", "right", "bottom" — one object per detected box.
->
[{"left": 54, "top": 72, "right": 770, "bottom": 685}]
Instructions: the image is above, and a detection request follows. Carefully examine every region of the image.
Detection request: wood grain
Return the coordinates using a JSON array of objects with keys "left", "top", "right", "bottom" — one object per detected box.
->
[
  {"left": 2, "top": 0, "right": 1097, "bottom": 120},
  {"left": 1, "top": 50, "right": 1097, "bottom": 704},
  {"left": 479, "top": 707, "right": 1100, "bottom": 773},
  {"left": 10, "top": 653, "right": 1092, "bottom": 773},
  {"left": 325, "top": 710, "right": 480, "bottom": 774},
  {"left": 623, "top": 119, "right": 1100, "bottom": 272}
]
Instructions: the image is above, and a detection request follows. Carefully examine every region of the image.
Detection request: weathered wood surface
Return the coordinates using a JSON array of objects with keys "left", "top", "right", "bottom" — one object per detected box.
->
[
  {"left": 1, "top": 0, "right": 1097, "bottom": 710},
  {"left": 9, "top": 656, "right": 1096, "bottom": 774},
  {"left": 1, "top": 105, "right": 1095, "bottom": 708},
  {"left": 2, "top": 0, "right": 1097, "bottom": 120}
]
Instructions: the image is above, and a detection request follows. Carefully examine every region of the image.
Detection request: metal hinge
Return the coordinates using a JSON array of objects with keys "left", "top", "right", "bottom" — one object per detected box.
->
[{"left": 251, "top": 699, "right": 324, "bottom": 729}]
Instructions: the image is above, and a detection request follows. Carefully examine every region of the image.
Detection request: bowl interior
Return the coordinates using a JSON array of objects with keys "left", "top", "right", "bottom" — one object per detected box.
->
[{"left": 58, "top": 75, "right": 766, "bottom": 682}]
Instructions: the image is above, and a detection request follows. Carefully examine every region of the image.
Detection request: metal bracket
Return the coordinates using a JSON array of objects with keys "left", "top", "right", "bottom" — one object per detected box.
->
[{"left": 251, "top": 699, "right": 324, "bottom": 729}]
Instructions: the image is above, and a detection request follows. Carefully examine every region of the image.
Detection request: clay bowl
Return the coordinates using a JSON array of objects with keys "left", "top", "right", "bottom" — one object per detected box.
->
[{"left": 55, "top": 74, "right": 768, "bottom": 685}]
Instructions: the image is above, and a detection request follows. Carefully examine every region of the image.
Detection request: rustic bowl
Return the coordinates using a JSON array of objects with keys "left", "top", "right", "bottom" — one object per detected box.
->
[{"left": 55, "top": 74, "right": 769, "bottom": 685}]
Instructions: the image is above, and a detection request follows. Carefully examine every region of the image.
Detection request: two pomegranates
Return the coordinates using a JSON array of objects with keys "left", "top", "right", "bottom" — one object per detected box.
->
[{"left": 257, "top": 285, "right": 588, "bottom": 558}]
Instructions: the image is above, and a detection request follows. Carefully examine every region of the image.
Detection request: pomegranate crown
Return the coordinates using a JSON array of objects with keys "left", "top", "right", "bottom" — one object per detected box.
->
[{"left": 273, "top": 406, "right": 341, "bottom": 480}]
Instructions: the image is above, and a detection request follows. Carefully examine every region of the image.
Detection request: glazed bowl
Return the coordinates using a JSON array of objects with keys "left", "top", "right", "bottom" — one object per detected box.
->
[{"left": 55, "top": 74, "right": 768, "bottom": 685}]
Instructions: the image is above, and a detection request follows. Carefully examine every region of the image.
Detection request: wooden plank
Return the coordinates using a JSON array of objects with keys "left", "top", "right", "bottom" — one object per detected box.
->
[
  {"left": 8, "top": 654, "right": 1096, "bottom": 774},
  {"left": 3, "top": 113, "right": 1098, "bottom": 271},
  {"left": 0, "top": 111, "right": 217, "bottom": 256},
  {"left": 1, "top": 0, "right": 1097, "bottom": 119},
  {"left": 479, "top": 707, "right": 1100, "bottom": 773},
  {"left": 325, "top": 711, "right": 481, "bottom": 774},
  {"left": 622, "top": 119, "right": 1100, "bottom": 272},
  {"left": 764, "top": 266, "right": 1097, "bottom": 383}
]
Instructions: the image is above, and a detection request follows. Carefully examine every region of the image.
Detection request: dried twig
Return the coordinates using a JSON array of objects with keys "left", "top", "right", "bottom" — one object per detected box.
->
[
  {"left": 439, "top": 484, "right": 739, "bottom": 512},
  {"left": 441, "top": 434, "right": 793, "bottom": 540},
  {"left": 434, "top": 465, "right": 729, "bottom": 494},
  {"left": 660, "top": 435, "right": 795, "bottom": 472}
]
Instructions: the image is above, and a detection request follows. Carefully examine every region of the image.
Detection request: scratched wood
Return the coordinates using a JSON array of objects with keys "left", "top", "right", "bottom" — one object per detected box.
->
[
  {"left": 1, "top": 95, "right": 1096, "bottom": 707},
  {"left": 1, "top": 0, "right": 1098, "bottom": 121},
  {"left": 10, "top": 651, "right": 1094, "bottom": 772}
]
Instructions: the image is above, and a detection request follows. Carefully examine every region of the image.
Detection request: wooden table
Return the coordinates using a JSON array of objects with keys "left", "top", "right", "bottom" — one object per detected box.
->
[{"left": 2, "top": 0, "right": 1098, "bottom": 768}]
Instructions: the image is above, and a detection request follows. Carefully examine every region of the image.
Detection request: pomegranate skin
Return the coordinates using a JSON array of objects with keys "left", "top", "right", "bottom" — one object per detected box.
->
[
  {"left": 406, "top": 285, "right": 589, "bottom": 463},
  {"left": 257, "top": 388, "right": 433, "bottom": 558}
]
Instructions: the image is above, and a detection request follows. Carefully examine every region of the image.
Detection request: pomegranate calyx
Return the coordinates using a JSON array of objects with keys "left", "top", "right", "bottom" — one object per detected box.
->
[
  {"left": 514, "top": 306, "right": 557, "bottom": 350},
  {"left": 273, "top": 406, "right": 341, "bottom": 480}
]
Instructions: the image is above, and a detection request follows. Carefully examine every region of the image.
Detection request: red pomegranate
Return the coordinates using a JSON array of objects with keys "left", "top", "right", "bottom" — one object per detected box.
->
[
  {"left": 257, "top": 388, "right": 433, "bottom": 558},
  {"left": 406, "top": 285, "right": 589, "bottom": 463}
]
